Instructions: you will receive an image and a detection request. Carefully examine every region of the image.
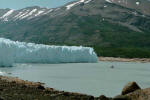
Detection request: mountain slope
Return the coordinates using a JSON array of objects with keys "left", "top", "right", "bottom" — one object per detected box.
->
[
  {"left": 0, "top": 0, "right": 150, "bottom": 57},
  {"left": 104, "top": 0, "right": 150, "bottom": 15}
]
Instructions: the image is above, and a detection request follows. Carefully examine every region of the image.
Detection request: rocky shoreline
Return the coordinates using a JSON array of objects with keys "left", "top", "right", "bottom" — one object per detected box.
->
[
  {"left": 99, "top": 57, "right": 150, "bottom": 63},
  {"left": 0, "top": 76, "right": 149, "bottom": 100},
  {"left": 0, "top": 76, "right": 94, "bottom": 100}
]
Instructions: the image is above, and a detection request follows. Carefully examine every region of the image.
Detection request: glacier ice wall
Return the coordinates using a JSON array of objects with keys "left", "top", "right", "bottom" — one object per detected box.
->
[
  {"left": 0, "top": 38, "right": 98, "bottom": 66},
  {"left": 0, "top": 38, "right": 16, "bottom": 67}
]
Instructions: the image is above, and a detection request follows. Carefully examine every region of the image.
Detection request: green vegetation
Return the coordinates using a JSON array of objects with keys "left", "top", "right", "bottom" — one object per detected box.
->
[
  {"left": 0, "top": 9, "right": 150, "bottom": 58},
  {"left": 93, "top": 46, "right": 150, "bottom": 58}
]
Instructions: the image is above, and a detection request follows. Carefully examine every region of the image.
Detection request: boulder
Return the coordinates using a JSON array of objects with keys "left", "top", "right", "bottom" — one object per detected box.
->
[
  {"left": 113, "top": 95, "right": 130, "bottom": 100},
  {"left": 0, "top": 98, "right": 3, "bottom": 100},
  {"left": 122, "top": 82, "right": 141, "bottom": 95},
  {"left": 99, "top": 95, "right": 110, "bottom": 100}
]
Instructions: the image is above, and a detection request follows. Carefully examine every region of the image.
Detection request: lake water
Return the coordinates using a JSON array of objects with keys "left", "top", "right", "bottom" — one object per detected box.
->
[{"left": 0, "top": 61, "right": 150, "bottom": 97}]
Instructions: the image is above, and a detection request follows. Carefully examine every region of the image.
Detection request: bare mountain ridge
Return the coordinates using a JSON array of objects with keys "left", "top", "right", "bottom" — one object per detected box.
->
[
  {"left": 0, "top": 0, "right": 150, "bottom": 48},
  {"left": 0, "top": 0, "right": 150, "bottom": 22}
]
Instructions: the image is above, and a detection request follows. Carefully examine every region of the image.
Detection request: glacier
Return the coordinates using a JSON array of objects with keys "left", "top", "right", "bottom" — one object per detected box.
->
[{"left": 0, "top": 38, "right": 98, "bottom": 66}]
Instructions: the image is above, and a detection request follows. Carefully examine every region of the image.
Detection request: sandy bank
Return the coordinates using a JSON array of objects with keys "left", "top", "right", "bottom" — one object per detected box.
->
[{"left": 99, "top": 57, "right": 150, "bottom": 63}]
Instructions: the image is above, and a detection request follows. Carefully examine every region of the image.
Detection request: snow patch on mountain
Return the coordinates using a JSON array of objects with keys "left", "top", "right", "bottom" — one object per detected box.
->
[
  {"left": 0, "top": 10, "right": 14, "bottom": 18},
  {"left": 43, "top": 9, "right": 53, "bottom": 15},
  {"left": 104, "top": 5, "right": 108, "bottom": 8},
  {"left": 66, "top": 0, "right": 92, "bottom": 10},
  {"left": 17, "top": 10, "right": 30, "bottom": 19},
  {"left": 66, "top": 0, "right": 84, "bottom": 10},
  {"left": 20, "top": 9, "right": 37, "bottom": 19},
  {"left": 34, "top": 10, "right": 45, "bottom": 16},
  {"left": 136, "top": 2, "right": 140, "bottom": 5},
  {"left": 0, "top": 38, "right": 98, "bottom": 67},
  {"left": 85, "top": 0, "right": 92, "bottom": 4},
  {"left": 0, "top": 7, "right": 55, "bottom": 21},
  {"left": 0, "top": 9, "right": 14, "bottom": 21},
  {"left": 14, "top": 12, "right": 23, "bottom": 19},
  {"left": 105, "top": 0, "right": 113, "bottom": 3}
]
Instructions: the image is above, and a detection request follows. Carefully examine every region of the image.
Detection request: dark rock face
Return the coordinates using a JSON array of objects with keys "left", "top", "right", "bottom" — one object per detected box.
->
[
  {"left": 89, "top": 96, "right": 95, "bottom": 100},
  {"left": 122, "top": 82, "right": 141, "bottom": 95},
  {"left": 37, "top": 85, "right": 45, "bottom": 90}
]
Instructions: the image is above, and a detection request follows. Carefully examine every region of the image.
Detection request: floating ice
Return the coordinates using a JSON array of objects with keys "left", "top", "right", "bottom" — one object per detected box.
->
[
  {"left": 0, "top": 71, "right": 6, "bottom": 75},
  {"left": 0, "top": 38, "right": 98, "bottom": 66}
]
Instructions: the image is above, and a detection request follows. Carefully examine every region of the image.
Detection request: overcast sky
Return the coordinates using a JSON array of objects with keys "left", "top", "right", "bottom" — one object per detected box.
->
[{"left": 0, "top": 0, "right": 75, "bottom": 9}]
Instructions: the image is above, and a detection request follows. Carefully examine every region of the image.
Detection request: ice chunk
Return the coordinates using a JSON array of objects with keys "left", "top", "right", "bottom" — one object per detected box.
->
[{"left": 0, "top": 38, "right": 98, "bottom": 66}]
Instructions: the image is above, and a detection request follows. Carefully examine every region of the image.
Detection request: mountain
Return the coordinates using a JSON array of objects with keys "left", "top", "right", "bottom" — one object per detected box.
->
[{"left": 0, "top": 0, "right": 150, "bottom": 58}]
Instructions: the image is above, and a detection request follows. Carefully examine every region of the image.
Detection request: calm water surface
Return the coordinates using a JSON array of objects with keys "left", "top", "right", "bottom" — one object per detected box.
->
[{"left": 0, "top": 61, "right": 150, "bottom": 97}]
